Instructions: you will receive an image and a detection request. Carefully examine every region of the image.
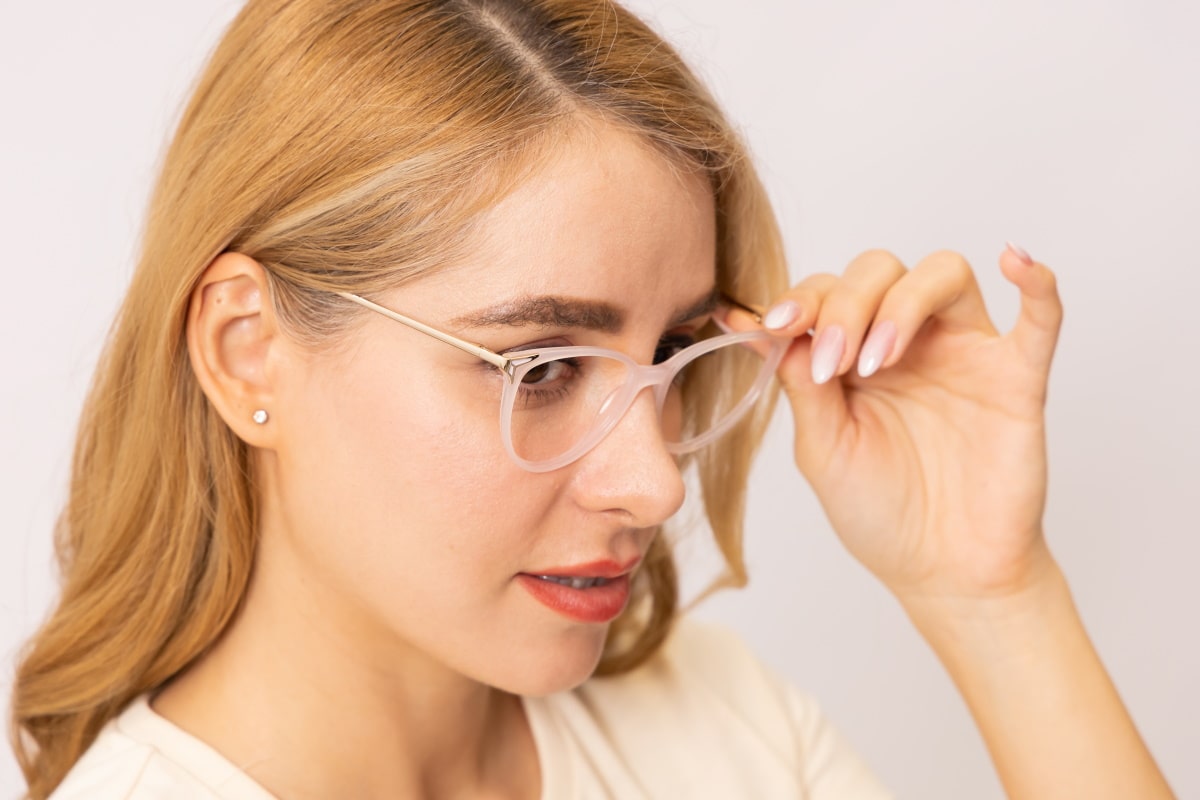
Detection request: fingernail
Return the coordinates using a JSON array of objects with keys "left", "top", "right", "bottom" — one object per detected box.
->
[
  {"left": 857, "top": 320, "right": 897, "bottom": 378},
  {"left": 763, "top": 300, "right": 799, "bottom": 330},
  {"left": 810, "top": 326, "right": 845, "bottom": 384},
  {"left": 1006, "top": 241, "right": 1034, "bottom": 265}
]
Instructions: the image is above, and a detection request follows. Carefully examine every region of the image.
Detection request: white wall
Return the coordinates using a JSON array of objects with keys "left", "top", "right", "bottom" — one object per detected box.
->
[{"left": 2, "top": 1, "right": 1196, "bottom": 798}]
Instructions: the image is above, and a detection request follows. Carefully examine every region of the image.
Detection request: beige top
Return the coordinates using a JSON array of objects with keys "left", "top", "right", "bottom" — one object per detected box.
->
[{"left": 50, "top": 620, "right": 892, "bottom": 799}]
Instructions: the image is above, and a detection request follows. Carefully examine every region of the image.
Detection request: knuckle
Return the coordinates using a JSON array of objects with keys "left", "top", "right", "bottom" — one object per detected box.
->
[
  {"left": 926, "top": 249, "right": 973, "bottom": 281},
  {"left": 1041, "top": 266, "right": 1059, "bottom": 291},
  {"left": 846, "top": 249, "right": 908, "bottom": 285},
  {"left": 849, "top": 249, "right": 907, "bottom": 278},
  {"left": 854, "top": 248, "right": 903, "bottom": 267}
]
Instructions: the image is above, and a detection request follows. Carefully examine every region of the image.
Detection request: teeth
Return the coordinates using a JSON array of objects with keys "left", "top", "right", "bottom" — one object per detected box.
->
[{"left": 537, "top": 575, "right": 611, "bottom": 589}]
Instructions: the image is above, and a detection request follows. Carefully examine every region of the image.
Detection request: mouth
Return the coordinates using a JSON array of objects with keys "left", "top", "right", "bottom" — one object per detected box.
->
[{"left": 516, "top": 558, "right": 640, "bottom": 624}]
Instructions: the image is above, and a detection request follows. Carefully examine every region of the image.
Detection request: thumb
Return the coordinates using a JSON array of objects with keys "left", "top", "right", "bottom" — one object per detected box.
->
[
  {"left": 776, "top": 329, "right": 853, "bottom": 474},
  {"left": 725, "top": 306, "right": 851, "bottom": 474}
]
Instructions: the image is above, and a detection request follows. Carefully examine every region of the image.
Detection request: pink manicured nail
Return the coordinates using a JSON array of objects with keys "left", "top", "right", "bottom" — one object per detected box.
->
[
  {"left": 857, "top": 321, "right": 897, "bottom": 378},
  {"left": 810, "top": 326, "right": 845, "bottom": 384},
  {"left": 763, "top": 301, "right": 799, "bottom": 330},
  {"left": 1006, "top": 241, "right": 1034, "bottom": 265}
]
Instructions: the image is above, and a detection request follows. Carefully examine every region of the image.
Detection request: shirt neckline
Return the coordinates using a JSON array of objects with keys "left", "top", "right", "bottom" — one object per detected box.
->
[
  {"left": 117, "top": 695, "right": 278, "bottom": 799},
  {"left": 116, "top": 692, "right": 568, "bottom": 800}
]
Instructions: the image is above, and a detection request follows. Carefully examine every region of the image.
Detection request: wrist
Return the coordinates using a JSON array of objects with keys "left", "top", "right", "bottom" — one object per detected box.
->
[
  {"left": 895, "top": 540, "right": 1072, "bottom": 655},
  {"left": 893, "top": 542, "right": 1174, "bottom": 800}
]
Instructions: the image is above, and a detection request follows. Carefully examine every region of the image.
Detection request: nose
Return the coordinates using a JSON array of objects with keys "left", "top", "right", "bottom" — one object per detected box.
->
[{"left": 568, "top": 386, "right": 686, "bottom": 527}]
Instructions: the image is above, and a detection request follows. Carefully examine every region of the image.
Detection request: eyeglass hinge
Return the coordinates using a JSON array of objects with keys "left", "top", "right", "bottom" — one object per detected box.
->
[{"left": 502, "top": 355, "right": 538, "bottom": 380}]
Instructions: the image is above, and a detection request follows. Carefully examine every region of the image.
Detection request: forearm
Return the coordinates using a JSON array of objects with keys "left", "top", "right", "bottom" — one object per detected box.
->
[{"left": 900, "top": 550, "right": 1174, "bottom": 800}]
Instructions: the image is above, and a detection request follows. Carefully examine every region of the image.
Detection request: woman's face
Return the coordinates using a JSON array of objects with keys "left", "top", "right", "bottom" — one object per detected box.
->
[{"left": 266, "top": 123, "right": 717, "bottom": 695}]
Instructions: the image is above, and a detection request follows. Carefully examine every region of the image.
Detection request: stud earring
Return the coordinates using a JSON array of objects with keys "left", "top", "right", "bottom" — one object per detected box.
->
[{"left": 252, "top": 409, "right": 269, "bottom": 425}]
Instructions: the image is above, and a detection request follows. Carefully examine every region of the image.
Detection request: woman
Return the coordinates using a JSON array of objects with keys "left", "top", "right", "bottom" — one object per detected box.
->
[{"left": 9, "top": 0, "right": 1173, "bottom": 798}]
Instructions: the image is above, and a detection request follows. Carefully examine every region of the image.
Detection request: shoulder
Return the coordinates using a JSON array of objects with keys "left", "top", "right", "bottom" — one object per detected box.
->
[
  {"left": 587, "top": 616, "right": 802, "bottom": 741},
  {"left": 50, "top": 696, "right": 274, "bottom": 800},
  {"left": 50, "top": 726, "right": 216, "bottom": 800},
  {"left": 582, "top": 618, "right": 821, "bottom": 756},
  {"left": 532, "top": 617, "right": 894, "bottom": 799}
]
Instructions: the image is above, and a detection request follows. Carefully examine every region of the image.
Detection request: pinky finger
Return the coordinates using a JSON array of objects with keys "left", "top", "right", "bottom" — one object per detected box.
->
[{"left": 1000, "top": 242, "right": 1064, "bottom": 373}]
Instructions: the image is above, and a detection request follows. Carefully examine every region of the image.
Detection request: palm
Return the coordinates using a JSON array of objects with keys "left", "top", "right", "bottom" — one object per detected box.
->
[{"left": 810, "top": 322, "right": 1047, "bottom": 595}]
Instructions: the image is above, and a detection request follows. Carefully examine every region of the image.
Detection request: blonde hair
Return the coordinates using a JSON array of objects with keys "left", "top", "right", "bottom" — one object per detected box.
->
[{"left": 10, "top": 0, "right": 788, "bottom": 795}]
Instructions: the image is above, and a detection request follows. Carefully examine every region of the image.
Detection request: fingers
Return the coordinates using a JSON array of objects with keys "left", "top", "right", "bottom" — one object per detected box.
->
[
  {"left": 728, "top": 273, "right": 846, "bottom": 398},
  {"left": 745, "top": 244, "right": 1060, "bottom": 480},
  {"left": 722, "top": 272, "right": 835, "bottom": 359},
  {"left": 762, "top": 249, "right": 998, "bottom": 385},
  {"left": 722, "top": 271, "right": 847, "bottom": 467},
  {"left": 999, "top": 243, "right": 1063, "bottom": 373},
  {"left": 805, "top": 251, "right": 908, "bottom": 383},
  {"left": 745, "top": 245, "right": 1058, "bottom": 391},
  {"left": 753, "top": 272, "right": 839, "bottom": 338},
  {"left": 867, "top": 250, "right": 999, "bottom": 374}
]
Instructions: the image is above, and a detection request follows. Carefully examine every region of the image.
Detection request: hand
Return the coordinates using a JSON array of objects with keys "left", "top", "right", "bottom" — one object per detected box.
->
[{"left": 729, "top": 245, "right": 1064, "bottom": 601}]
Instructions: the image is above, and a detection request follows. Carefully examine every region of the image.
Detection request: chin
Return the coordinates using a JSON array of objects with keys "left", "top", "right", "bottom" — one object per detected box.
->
[{"left": 487, "top": 624, "right": 610, "bottom": 697}]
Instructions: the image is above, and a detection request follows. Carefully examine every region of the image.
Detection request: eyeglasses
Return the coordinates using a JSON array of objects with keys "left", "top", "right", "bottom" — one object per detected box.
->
[{"left": 337, "top": 291, "right": 790, "bottom": 472}]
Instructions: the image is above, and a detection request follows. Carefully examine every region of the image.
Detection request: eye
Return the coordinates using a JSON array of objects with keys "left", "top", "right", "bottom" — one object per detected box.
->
[
  {"left": 654, "top": 334, "right": 696, "bottom": 365},
  {"left": 512, "top": 356, "right": 586, "bottom": 411},
  {"left": 520, "top": 358, "right": 578, "bottom": 386}
]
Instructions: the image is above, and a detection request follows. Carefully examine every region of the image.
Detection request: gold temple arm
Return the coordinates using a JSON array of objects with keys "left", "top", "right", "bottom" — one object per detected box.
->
[{"left": 337, "top": 292, "right": 519, "bottom": 375}]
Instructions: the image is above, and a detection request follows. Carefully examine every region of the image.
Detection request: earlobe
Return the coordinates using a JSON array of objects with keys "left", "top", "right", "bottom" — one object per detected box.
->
[{"left": 186, "top": 252, "right": 279, "bottom": 446}]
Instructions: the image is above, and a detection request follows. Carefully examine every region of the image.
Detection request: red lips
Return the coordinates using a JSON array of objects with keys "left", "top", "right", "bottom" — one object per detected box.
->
[{"left": 517, "top": 556, "right": 640, "bottom": 623}]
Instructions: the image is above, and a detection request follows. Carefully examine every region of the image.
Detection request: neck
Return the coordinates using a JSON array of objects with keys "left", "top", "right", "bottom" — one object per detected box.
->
[{"left": 152, "top": 517, "right": 539, "bottom": 799}]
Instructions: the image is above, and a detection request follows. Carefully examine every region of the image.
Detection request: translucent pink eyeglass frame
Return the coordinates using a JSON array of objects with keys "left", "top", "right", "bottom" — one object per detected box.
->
[{"left": 337, "top": 291, "right": 791, "bottom": 473}]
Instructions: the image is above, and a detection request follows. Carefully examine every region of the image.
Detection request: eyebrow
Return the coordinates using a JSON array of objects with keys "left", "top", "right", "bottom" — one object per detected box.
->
[{"left": 450, "top": 288, "right": 719, "bottom": 333}]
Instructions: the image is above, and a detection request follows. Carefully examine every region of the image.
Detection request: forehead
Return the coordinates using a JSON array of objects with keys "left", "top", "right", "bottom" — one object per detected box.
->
[{"left": 402, "top": 122, "right": 717, "bottom": 323}]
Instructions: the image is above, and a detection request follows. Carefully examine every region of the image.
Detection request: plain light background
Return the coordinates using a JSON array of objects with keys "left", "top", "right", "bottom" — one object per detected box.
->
[{"left": 2, "top": 1, "right": 1196, "bottom": 798}]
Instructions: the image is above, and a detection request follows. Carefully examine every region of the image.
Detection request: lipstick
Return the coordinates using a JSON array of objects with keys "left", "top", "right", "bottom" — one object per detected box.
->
[{"left": 516, "top": 558, "right": 638, "bottom": 624}]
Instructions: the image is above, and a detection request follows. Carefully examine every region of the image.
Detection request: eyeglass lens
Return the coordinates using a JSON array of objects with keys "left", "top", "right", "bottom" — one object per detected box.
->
[{"left": 506, "top": 332, "right": 769, "bottom": 466}]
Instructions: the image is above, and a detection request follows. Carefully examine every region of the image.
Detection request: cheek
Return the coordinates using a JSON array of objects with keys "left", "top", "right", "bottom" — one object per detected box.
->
[
  {"left": 270, "top": 352, "right": 607, "bottom": 694},
  {"left": 277, "top": 356, "right": 549, "bottom": 599}
]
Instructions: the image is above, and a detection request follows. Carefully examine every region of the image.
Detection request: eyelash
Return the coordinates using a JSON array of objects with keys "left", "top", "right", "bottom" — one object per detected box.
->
[
  {"left": 478, "top": 331, "right": 701, "bottom": 382},
  {"left": 654, "top": 333, "right": 697, "bottom": 364}
]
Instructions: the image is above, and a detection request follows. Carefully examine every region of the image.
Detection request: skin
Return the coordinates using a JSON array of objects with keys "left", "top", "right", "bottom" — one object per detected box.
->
[
  {"left": 161, "top": 119, "right": 1174, "bottom": 799},
  {"left": 163, "top": 123, "right": 710, "bottom": 799},
  {"left": 728, "top": 251, "right": 1174, "bottom": 798}
]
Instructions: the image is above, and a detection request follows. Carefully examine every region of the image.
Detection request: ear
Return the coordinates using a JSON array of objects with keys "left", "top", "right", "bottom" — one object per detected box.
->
[{"left": 186, "top": 252, "right": 281, "bottom": 447}]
